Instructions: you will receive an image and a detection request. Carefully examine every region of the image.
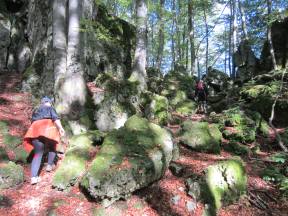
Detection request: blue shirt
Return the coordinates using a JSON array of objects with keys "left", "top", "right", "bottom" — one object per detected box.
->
[{"left": 31, "top": 105, "right": 60, "bottom": 122}]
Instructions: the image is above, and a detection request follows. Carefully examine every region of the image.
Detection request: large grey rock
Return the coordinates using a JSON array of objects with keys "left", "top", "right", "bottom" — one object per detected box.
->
[
  {"left": 234, "top": 40, "right": 259, "bottom": 81},
  {"left": 205, "top": 67, "right": 232, "bottom": 95},
  {"left": 0, "top": 13, "right": 10, "bottom": 70},
  {"left": 80, "top": 115, "right": 173, "bottom": 207},
  {"left": 260, "top": 17, "right": 288, "bottom": 72}
]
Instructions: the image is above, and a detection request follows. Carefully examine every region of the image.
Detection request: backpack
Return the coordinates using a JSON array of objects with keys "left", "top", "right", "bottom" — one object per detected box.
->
[{"left": 196, "top": 81, "right": 204, "bottom": 91}]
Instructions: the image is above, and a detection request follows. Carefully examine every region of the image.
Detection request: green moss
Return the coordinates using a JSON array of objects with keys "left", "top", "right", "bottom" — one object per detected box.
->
[
  {"left": 3, "top": 134, "right": 21, "bottom": 150},
  {"left": 175, "top": 100, "right": 197, "bottom": 115},
  {"left": 170, "top": 91, "right": 187, "bottom": 107},
  {"left": 147, "top": 94, "right": 170, "bottom": 125},
  {"left": 13, "top": 147, "right": 29, "bottom": 163},
  {"left": 180, "top": 121, "right": 221, "bottom": 154},
  {"left": 216, "top": 107, "right": 257, "bottom": 143},
  {"left": 22, "top": 65, "right": 35, "bottom": 80},
  {"left": 0, "top": 161, "right": 24, "bottom": 189},
  {"left": 0, "top": 147, "right": 9, "bottom": 162},
  {"left": 52, "top": 131, "right": 104, "bottom": 191},
  {"left": 223, "top": 142, "right": 250, "bottom": 156},
  {"left": 0, "top": 120, "right": 9, "bottom": 134},
  {"left": 203, "top": 159, "right": 247, "bottom": 214}
]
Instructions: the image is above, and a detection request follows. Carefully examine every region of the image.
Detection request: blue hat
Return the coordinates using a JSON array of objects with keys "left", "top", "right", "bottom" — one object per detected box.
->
[{"left": 41, "top": 96, "right": 53, "bottom": 104}]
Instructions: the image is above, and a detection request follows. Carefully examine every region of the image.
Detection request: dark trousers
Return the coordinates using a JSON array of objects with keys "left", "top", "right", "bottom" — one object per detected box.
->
[{"left": 31, "top": 138, "right": 56, "bottom": 177}]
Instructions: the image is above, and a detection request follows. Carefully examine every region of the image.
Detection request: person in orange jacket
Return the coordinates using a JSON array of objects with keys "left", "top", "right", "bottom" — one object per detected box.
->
[{"left": 23, "top": 96, "right": 65, "bottom": 185}]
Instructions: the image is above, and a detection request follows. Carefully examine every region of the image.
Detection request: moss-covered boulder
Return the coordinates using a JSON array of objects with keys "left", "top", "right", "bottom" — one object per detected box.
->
[
  {"left": 222, "top": 142, "right": 250, "bottom": 156},
  {"left": 94, "top": 73, "right": 138, "bottom": 132},
  {"left": 175, "top": 100, "right": 197, "bottom": 116},
  {"left": 80, "top": 115, "right": 173, "bottom": 206},
  {"left": 0, "top": 162, "right": 24, "bottom": 189},
  {"left": 214, "top": 107, "right": 263, "bottom": 143},
  {"left": 203, "top": 159, "right": 247, "bottom": 215},
  {"left": 52, "top": 130, "right": 105, "bottom": 191},
  {"left": 145, "top": 94, "right": 170, "bottom": 125},
  {"left": 179, "top": 121, "right": 221, "bottom": 154}
]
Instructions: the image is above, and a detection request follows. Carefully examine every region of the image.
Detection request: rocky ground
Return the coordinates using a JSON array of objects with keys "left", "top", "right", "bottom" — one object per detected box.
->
[{"left": 0, "top": 72, "right": 288, "bottom": 216}]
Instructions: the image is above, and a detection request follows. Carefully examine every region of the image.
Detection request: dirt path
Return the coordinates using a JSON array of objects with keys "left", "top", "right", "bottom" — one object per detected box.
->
[{"left": 0, "top": 72, "right": 287, "bottom": 216}]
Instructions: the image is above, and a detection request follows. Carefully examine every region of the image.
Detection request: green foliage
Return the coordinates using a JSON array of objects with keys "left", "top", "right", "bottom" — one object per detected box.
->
[
  {"left": 262, "top": 153, "right": 288, "bottom": 196},
  {"left": 3, "top": 134, "right": 21, "bottom": 150},
  {"left": 0, "top": 162, "right": 24, "bottom": 189}
]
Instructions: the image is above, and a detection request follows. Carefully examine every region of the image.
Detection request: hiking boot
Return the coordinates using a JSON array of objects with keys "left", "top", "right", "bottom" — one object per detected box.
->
[
  {"left": 31, "top": 176, "right": 40, "bottom": 185},
  {"left": 46, "top": 164, "right": 55, "bottom": 172}
]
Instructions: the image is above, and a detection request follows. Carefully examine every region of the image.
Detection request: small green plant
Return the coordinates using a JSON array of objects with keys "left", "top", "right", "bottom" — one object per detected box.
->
[{"left": 262, "top": 152, "right": 288, "bottom": 197}]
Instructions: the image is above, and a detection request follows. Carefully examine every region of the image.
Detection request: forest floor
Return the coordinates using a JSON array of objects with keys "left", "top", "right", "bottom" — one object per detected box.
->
[{"left": 0, "top": 72, "right": 288, "bottom": 216}]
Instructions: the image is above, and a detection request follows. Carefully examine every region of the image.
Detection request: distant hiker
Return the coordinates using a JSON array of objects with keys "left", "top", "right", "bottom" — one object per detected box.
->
[
  {"left": 23, "top": 96, "right": 65, "bottom": 185},
  {"left": 195, "top": 79, "right": 208, "bottom": 113}
]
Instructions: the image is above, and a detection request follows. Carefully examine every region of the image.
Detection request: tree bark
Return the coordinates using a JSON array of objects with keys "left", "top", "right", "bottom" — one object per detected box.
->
[
  {"left": 188, "top": 0, "right": 196, "bottom": 75},
  {"left": 57, "top": 0, "right": 87, "bottom": 117},
  {"left": 175, "top": 0, "right": 182, "bottom": 64},
  {"left": 171, "top": 0, "right": 176, "bottom": 70},
  {"left": 155, "top": 0, "right": 165, "bottom": 70},
  {"left": 267, "top": 0, "right": 277, "bottom": 70},
  {"left": 203, "top": 4, "right": 209, "bottom": 74},
  {"left": 130, "top": 0, "right": 148, "bottom": 91},
  {"left": 231, "top": 0, "right": 238, "bottom": 79},
  {"left": 238, "top": 0, "right": 248, "bottom": 41},
  {"left": 53, "top": 0, "right": 67, "bottom": 110}
]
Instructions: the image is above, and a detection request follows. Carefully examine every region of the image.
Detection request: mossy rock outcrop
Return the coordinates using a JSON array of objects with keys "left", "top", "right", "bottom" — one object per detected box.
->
[
  {"left": 240, "top": 69, "right": 288, "bottom": 126},
  {"left": 52, "top": 130, "right": 105, "bottom": 191},
  {"left": 202, "top": 159, "right": 247, "bottom": 215},
  {"left": 80, "top": 115, "right": 173, "bottom": 207},
  {"left": 0, "top": 161, "right": 24, "bottom": 189},
  {"left": 212, "top": 107, "right": 270, "bottom": 143},
  {"left": 94, "top": 73, "right": 138, "bottom": 132},
  {"left": 145, "top": 94, "right": 170, "bottom": 125},
  {"left": 179, "top": 121, "right": 221, "bottom": 154}
]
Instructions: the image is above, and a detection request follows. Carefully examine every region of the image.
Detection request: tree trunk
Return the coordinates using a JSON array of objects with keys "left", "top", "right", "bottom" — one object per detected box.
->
[
  {"left": 57, "top": 0, "right": 86, "bottom": 117},
  {"left": 188, "top": 0, "right": 196, "bottom": 76},
  {"left": 203, "top": 5, "right": 209, "bottom": 74},
  {"left": 155, "top": 0, "right": 165, "bottom": 70},
  {"left": 267, "top": 0, "right": 277, "bottom": 70},
  {"left": 171, "top": 0, "right": 176, "bottom": 70},
  {"left": 228, "top": 0, "right": 232, "bottom": 77},
  {"left": 175, "top": 0, "right": 182, "bottom": 64},
  {"left": 231, "top": 0, "right": 238, "bottom": 79},
  {"left": 238, "top": 0, "right": 248, "bottom": 41},
  {"left": 130, "top": 0, "right": 148, "bottom": 91},
  {"left": 53, "top": 0, "right": 67, "bottom": 110}
]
